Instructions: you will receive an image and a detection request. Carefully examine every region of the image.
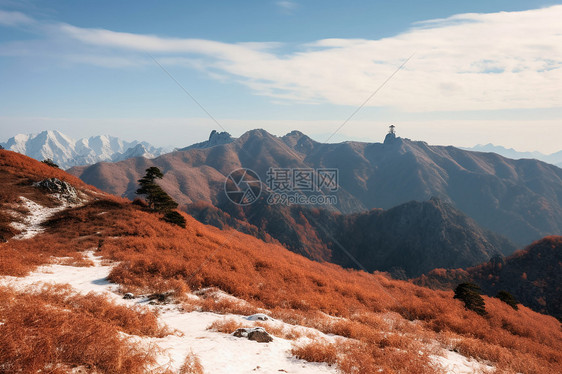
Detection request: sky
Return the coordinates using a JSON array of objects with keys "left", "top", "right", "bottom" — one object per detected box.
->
[{"left": 0, "top": 0, "right": 561, "bottom": 153}]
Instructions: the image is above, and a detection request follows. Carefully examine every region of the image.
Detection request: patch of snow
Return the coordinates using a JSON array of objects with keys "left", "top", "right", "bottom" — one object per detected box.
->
[
  {"left": 1, "top": 130, "right": 170, "bottom": 169},
  {"left": 245, "top": 313, "right": 271, "bottom": 321},
  {"left": 0, "top": 251, "right": 338, "bottom": 374},
  {"left": 432, "top": 350, "right": 494, "bottom": 374},
  {"left": 1, "top": 249, "right": 496, "bottom": 374},
  {"left": 149, "top": 309, "right": 338, "bottom": 373},
  {"left": 10, "top": 197, "right": 67, "bottom": 240}
]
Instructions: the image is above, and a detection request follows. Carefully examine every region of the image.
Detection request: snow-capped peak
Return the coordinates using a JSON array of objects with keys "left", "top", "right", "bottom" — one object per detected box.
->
[{"left": 0, "top": 130, "right": 169, "bottom": 169}]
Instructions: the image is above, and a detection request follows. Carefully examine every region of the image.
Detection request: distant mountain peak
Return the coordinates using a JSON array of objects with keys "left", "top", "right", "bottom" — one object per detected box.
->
[
  {"left": 241, "top": 128, "right": 272, "bottom": 139},
  {"left": 383, "top": 124, "right": 400, "bottom": 144},
  {"left": 464, "top": 143, "right": 562, "bottom": 168},
  {"left": 180, "top": 130, "right": 234, "bottom": 151},
  {"left": 383, "top": 132, "right": 398, "bottom": 144},
  {"left": 284, "top": 130, "right": 305, "bottom": 138},
  {"left": 0, "top": 130, "right": 168, "bottom": 169}
]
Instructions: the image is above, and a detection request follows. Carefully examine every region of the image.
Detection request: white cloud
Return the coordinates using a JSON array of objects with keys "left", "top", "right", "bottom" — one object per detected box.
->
[
  {"left": 0, "top": 9, "right": 34, "bottom": 26},
  {"left": 1, "top": 6, "right": 561, "bottom": 112}
]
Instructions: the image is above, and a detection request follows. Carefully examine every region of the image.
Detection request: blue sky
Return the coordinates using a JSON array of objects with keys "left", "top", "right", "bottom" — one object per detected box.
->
[{"left": 0, "top": 0, "right": 561, "bottom": 152}]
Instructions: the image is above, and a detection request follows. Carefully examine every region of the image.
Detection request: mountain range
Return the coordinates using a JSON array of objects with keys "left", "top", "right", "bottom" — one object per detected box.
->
[
  {"left": 464, "top": 143, "right": 562, "bottom": 168},
  {"left": 0, "top": 130, "right": 169, "bottom": 169},
  {"left": 2, "top": 148, "right": 561, "bottom": 373},
  {"left": 69, "top": 129, "right": 562, "bottom": 248}
]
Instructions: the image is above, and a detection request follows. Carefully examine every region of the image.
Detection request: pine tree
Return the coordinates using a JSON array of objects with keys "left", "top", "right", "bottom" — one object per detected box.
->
[
  {"left": 136, "top": 167, "right": 178, "bottom": 213},
  {"left": 495, "top": 290, "right": 519, "bottom": 310},
  {"left": 454, "top": 282, "right": 487, "bottom": 316}
]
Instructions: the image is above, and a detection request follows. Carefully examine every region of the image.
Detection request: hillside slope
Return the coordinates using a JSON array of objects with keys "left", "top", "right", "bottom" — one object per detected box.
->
[
  {"left": 69, "top": 129, "right": 562, "bottom": 247},
  {"left": 190, "top": 197, "right": 515, "bottom": 277},
  {"left": 2, "top": 150, "right": 562, "bottom": 373},
  {"left": 415, "top": 236, "right": 562, "bottom": 321}
]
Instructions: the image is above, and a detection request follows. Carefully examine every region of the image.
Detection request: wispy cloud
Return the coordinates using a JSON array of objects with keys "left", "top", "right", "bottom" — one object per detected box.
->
[
  {"left": 276, "top": 1, "right": 298, "bottom": 14},
  {"left": 1, "top": 6, "right": 561, "bottom": 112},
  {"left": 0, "top": 9, "right": 34, "bottom": 26}
]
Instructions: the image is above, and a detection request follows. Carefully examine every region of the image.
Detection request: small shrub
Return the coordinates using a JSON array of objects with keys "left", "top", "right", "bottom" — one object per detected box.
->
[
  {"left": 454, "top": 283, "right": 487, "bottom": 316},
  {"left": 132, "top": 198, "right": 149, "bottom": 208},
  {"left": 207, "top": 318, "right": 244, "bottom": 334},
  {"left": 179, "top": 351, "right": 205, "bottom": 374},
  {"left": 495, "top": 290, "right": 519, "bottom": 310},
  {"left": 163, "top": 211, "right": 187, "bottom": 228}
]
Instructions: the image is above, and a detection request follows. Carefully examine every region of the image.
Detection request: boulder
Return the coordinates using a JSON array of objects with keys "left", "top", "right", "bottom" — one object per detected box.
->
[
  {"left": 233, "top": 327, "right": 273, "bottom": 343},
  {"left": 34, "top": 178, "right": 79, "bottom": 203}
]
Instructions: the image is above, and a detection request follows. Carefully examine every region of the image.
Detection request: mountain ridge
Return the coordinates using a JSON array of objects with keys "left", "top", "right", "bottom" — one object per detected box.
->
[
  {"left": 464, "top": 143, "right": 562, "bottom": 168},
  {"left": 188, "top": 196, "right": 515, "bottom": 278},
  {"left": 2, "top": 148, "right": 562, "bottom": 373},
  {"left": 0, "top": 130, "right": 170, "bottom": 169},
  {"left": 69, "top": 129, "right": 562, "bottom": 247}
]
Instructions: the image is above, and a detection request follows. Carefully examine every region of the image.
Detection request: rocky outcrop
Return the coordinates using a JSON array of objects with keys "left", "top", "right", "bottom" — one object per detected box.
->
[
  {"left": 33, "top": 178, "right": 79, "bottom": 203},
  {"left": 180, "top": 130, "right": 234, "bottom": 151}
]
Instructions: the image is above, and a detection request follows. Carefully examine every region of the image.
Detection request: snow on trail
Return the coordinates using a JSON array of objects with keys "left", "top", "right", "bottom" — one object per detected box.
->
[
  {"left": 10, "top": 196, "right": 68, "bottom": 240},
  {"left": 432, "top": 350, "right": 494, "bottom": 373},
  {"left": 1, "top": 250, "right": 493, "bottom": 373},
  {"left": 0, "top": 251, "right": 338, "bottom": 374}
]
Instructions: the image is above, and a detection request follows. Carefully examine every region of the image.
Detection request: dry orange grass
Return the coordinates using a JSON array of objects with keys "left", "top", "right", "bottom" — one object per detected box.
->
[
  {"left": 207, "top": 318, "right": 245, "bottom": 334},
  {"left": 0, "top": 284, "right": 167, "bottom": 373},
  {"left": 2, "top": 153, "right": 561, "bottom": 373},
  {"left": 23, "top": 200, "right": 560, "bottom": 373},
  {"left": 179, "top": 351, "right": 205, "bottom": 374},
  {"left": 291, "top": 341, "right": 338, "bottom": 365},
  {"left": 0, "top": 150, "right": 92, "bottom": 189}
]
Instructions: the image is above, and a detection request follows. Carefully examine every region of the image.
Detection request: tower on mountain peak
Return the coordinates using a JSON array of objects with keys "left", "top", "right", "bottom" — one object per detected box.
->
[{"left": 384, "top": 124, "right": 397, "bottom": 144}]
